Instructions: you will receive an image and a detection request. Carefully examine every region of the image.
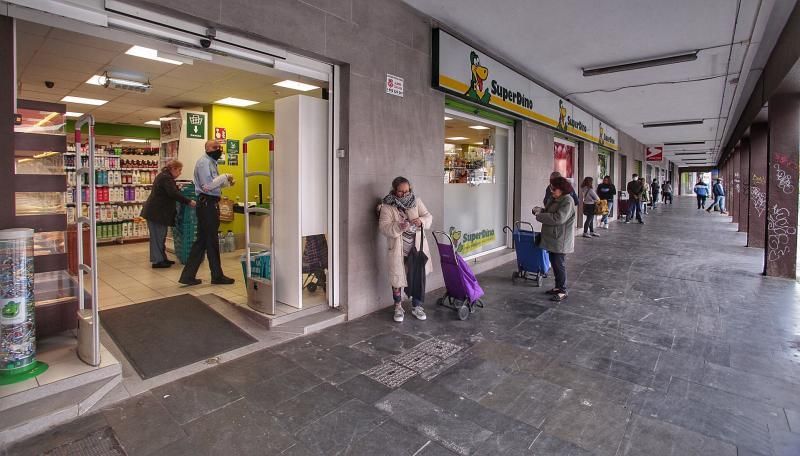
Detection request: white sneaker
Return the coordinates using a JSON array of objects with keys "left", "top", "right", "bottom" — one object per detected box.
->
[
  {"left": 393, "top": 306, "right": 404, "bottom": 322},
  {"left": 411, "top": 307, "right": 427, "bottom": 320}
]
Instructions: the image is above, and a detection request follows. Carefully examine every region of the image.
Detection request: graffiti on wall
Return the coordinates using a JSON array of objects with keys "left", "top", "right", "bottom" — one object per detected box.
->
[
  {"left": 751, "top": 174, "right": 766, "bottom": 186},
  {"left": 767, "top": 204, "right": 797, "bottom": 262},
  {"left": 750, "top": 186, "right": 766, "bottom": 218},
  {"left": 773, "top": 163, "right": 795, "bottom": 195}
]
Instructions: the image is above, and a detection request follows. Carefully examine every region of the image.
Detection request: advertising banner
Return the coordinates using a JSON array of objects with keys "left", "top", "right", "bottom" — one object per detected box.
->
[
  {"left": 646, "top": 146, "right": 664, "bottom": 162},
  {"left": 434, "top": 29, "right": 618, "bottom": 150}
]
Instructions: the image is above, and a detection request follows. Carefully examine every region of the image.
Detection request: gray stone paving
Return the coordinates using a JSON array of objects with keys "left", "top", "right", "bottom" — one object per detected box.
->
[{"left": 7, "top": 198, "right": 800, "bottom": 456}]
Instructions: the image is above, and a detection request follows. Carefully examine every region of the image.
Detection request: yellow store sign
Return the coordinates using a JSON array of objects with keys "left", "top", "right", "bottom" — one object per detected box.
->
[{"left": 433, "top": 29, "right": 618, "bottom": 150}]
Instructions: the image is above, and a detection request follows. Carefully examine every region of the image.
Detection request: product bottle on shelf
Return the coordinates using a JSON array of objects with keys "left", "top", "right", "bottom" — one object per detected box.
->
[{"left": 225, "top": 230, "right": 236, "bottom": 252}]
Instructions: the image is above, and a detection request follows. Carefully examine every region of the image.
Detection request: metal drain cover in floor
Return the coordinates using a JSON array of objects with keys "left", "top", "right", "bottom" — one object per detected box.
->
[
  {"left": 45, "top": 427, "right": 126, "bottom": 456},
  {"left": 393, "top": 350, "right": 440, "bottom": 373},
  {"left": 415, "top": 338, "right": 463, "bottom": 359},
  {"left": 363, "top": 361, "right": 417, "bottom": 388}
]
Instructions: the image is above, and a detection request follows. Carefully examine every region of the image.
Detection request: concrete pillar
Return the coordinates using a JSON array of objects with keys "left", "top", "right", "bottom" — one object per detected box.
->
[
  {"left": 738, "top": 139, "right": 750, "bottom": 232},
  {"left": 765, "top": 95, "right": 800, "bottom": 278},
  {"left": 0, "top": 17, "right": 14, "bottom": 227},
  {"left": 747, "top": 124, "right": 768, "bottom": 248}
]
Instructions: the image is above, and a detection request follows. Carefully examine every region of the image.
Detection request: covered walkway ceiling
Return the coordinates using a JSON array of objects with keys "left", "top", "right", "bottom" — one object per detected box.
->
[{"left": 404, "top": 0, "right": 797, "bottom": 168}]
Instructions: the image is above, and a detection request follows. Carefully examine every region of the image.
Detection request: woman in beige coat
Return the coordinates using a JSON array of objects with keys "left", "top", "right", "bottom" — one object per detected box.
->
[{"left": 378, "top": 177, "right": 433, "bottom": 323}]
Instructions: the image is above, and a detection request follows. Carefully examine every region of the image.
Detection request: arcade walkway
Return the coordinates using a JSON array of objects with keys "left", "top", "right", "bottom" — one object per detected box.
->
[{"left": 8, "top": 198, "right": 800, "bottom": 456}]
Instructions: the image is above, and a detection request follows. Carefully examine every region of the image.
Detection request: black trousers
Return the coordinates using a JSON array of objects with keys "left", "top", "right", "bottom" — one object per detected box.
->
[
  {"left": 696, "top": 195, "right": 707, "bottom": 209},
  {"left": 549, "top": 252, "right": 567, "bottom": 291},
  {"left": 180, "top": 195, "right": 224, "bottom": 281},
  {"left": 583, "top": 204, "right": 595, "bottom": 233}
]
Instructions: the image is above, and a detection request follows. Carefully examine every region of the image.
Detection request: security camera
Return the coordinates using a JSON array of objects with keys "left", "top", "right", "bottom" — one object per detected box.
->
[
  {"left": 200, "top": 38, "right": 212, "bottom": 49},
  {"left": 44, "top": 81, "right": 55, "bottom": 89}
]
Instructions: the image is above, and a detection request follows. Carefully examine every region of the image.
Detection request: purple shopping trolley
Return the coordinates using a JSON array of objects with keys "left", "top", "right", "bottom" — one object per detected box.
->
[{"left": 432, "top": 231, "right": 485, "bottom": 320}]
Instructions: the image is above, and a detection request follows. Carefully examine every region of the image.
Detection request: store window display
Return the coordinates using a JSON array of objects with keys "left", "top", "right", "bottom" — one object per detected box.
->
[
  {"left": 553, "top": 139, "right": 576, "bottom": 182},
  {"left": 443, "top": 115, "right": 510, "bottom": 257}
]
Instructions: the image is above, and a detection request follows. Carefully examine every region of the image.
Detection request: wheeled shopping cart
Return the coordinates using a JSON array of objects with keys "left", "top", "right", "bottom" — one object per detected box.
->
[
  {"left": 432, "top": 231, "right": 485, "bottom": 321},
  {"left": 503, "top": 221, "right": 550, "bottom": 287}
]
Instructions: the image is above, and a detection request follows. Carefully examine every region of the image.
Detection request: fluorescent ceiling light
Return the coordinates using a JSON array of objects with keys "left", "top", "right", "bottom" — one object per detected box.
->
[
  {"left": 65, "top": 112, "right": 84, "bottom": 117},
  {"left": 444, "top": 116, "right": 453, "bottom": 121},
  {"left": 273, "top": 80, "right": 319, "bottom": 91},
  {"left": 583, "top": 51, "right": 698, "bottom": 77},
  {"left": 120, "top": 138, "right": 149, "bottom": 143},
  {"left": 643, "top": 119, "right": 704, "bottom": 128},
  {"left": 472, "top": 142, "right": 485, "bottom": 145},
  {"left": 144, "top": 120, "right": 161, "bottom": 126},
  {"left": 214, "top": 97, "right": 259, "bottom": 107},
  {"left": 664, "top": 141, "right": 706, "bottom": 146},
  {"left": 159, "top": 117, "right": 177, "bottom": 121},
  {"left": 126, "top": 45, "right": 184, "bottom": 65},
  {"left": 469, "top": 125, "right": 490, "bottom": 130},
  {"left": 86, "top": 75, "right": 104, "bottom": 86},
  {"left": 673, "top": 152, "right": 708, "bottom": 155},
  {"left": 446, "top": 137, "right": 468, "bottom": 141},
  {"left": 61, "top": 96, "right": 108, "bottom": 106}
]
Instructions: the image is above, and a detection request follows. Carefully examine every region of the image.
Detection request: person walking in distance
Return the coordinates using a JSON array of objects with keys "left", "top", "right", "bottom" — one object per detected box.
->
[
  {"left": 694, "top": 178, "right": 710, "bottom": 209},
  {"left": 650, "top": 178, "right": 660, "bottom": 209},
  {"left": 596, "top": 175, "right": 616, "bottom": 229},
  {"left": 179, "top": 140, "right": 236, "bottom": 286},
  {"left": 533, "top": 177, "right": 576, "bottom": 302},
  {"left": 625, "top": 174, "right": 644, "bottom": 224},
  {"left": 639, "top": 177, "right": 649, "bottom": 215},
  {"left": 580, "top": 177, "right": 600, "bottom": 238},
  {"left": 661, "top": 180, "right": 673, "bottom": 204},
  {"left": 706, "top": 178, "right": 728, "bottom": 215}
]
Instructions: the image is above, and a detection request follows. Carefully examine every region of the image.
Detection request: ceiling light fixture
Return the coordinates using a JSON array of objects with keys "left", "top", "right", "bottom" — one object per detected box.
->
[
  {"left": 643, "top": 119, "right": 705, "bottom": 128},
  {"left": 469, "top": 126, "right": 491, "bottom": 130},
  {"left": 144, "top": 120, "right": 161, "bottom": 126},
  {"left": 583, "top": 51, "right": 698, "bottom": 77},
  {"left": 664, "top": 141, "right": 706, "bottom": 146},
  {"left": 87, "top": 72, "right": 152, "bottom": 93},
  {"left": 120, "top": 138, "right": 149, "bottom": 143},
  {"left": 85, "top": 75, "right": 105, "bottom": 86},
  {"left": 672, "top": 152, "right": 708, "bottom": 155},
  {"left": 65, "top": 112, "right": 84, "bottom": 118},
  {"left": 160, "top": 117, "right": 177, "bottom": 121},
  {"left": 125, "top": 45, "right": 184, "bottom": 65},
  {"left": 61, "top": 96, "right": 108, "bottom": 106},
  {"left": 214, "top": 97, "right": 260, "bottom": 107},
  {"left": 446, "top": 137, "right": 468, "bottom": 141},
  {"left": 273, "top": 80, "right": 320, "bottom": 92}
]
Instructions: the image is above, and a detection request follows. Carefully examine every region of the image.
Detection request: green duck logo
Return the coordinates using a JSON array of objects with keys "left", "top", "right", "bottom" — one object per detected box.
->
[
  {"left": 557, "top": 100, "right": 568, "bottom": 131},
  {"left": 598, "top": 123, "right": 605, "bottom": 146},
  {"left": 464, "top": 51, "right": 491, "bottom": 105},
  {"left": 2, "top": 300, "right": 20, "bottom": 318},
  {"left": 448, "top": 226, "right": 463, "bottom": 252}
]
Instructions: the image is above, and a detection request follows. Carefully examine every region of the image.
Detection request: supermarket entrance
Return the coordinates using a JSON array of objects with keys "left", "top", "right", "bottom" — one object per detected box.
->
[{"left": 7, "top": 8, "right": 341, "bottom": 386}]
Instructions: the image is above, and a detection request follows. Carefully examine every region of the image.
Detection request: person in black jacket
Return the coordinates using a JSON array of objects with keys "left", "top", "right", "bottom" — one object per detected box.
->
[
  {"left": 141, "top": 160, "right": 196, "bottom": 268},
  {"left": 543, "top": 171, "right": 579, "bottom": 206},
  {"left": 596, "top": 175, "right": 616, "bottom": 229}
]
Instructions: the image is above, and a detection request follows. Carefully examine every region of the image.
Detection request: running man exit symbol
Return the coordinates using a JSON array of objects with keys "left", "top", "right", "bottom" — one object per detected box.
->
[{"left": 187, "top": 112, "right": 205, "bottom": 139}]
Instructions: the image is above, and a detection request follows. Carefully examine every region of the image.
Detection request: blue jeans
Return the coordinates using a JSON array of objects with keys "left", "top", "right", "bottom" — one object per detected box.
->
[
  {"left": 601, "top": 200, "right": 614, "bottom": 225},
  {"left": 626, "top": 199, "right": 642, "bottom": 222},
  {"left": 712, "top": 195, "right": 726, "bottom": 212}
]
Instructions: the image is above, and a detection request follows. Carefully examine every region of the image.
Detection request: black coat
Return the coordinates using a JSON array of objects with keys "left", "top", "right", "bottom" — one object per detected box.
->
[{"left": 140, "top": 171, "right": 193, "bottom": 226}]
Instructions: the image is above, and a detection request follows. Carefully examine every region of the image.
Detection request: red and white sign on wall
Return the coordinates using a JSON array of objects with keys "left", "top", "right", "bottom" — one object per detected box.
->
[
  {"left": 646, "top": 146, "right": 664, "bottom": 161},
  {"left": 386, "top": 74, "right": 404, "bottom": 97},
  {"left": 214, "top": 127, "right": 227, "bottom": 142}
]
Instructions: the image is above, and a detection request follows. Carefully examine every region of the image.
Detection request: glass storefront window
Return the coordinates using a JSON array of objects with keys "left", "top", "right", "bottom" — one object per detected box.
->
[
  {"left": 15, "top": 150, "right": 65, "bottom": 175},
  {"left": 14, "top": 108, "right": 65, "bottom": 135},
  {"left": 15, "top": 192, "right": 66, "bottom": 216},
  {"left": 443, "top": 114, "right": 510, "bottom": 257},
  {"left": 554, "top": 138, "right": 576, "bottom": 182},
  {"left": 597, "top": 150, "right": 609, "bottom": 180}
]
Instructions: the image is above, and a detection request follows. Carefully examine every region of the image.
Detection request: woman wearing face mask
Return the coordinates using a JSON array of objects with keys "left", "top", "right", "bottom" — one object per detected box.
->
[
  {"left": 533, "top": 177, "right": 576, "bottom": 302},
  {"left": 378, "top": 177, "right": 433, "bottom": 323},
  {"left": 140, "top": 160, "right": 196, "bottom": 268}
]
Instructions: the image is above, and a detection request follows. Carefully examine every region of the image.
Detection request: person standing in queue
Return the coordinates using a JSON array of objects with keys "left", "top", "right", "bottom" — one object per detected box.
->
[
  {"left": 179, "top": 140, "right": 236, "bottom": 286},
  {"left": 533, "top": 177, "right": 576, "bottom": 302},
  {"left": 543, "top": 171, "right": 579, "bottom": 207},
  {"left": 650, "top": 178, "right": 660, "bottom": 209},
  {"left": 661, "top": 180, "right": 673, "bottom": 204},
  {"left": 596, "top": 175, "right": 616, "bottom": 229},
  {"left": 579, "top": 177, "right": 600, "bottom": 238},
  {"left": 140, "top": 160, "right": 196, "bottom": 268},
  {"left": 625, "top": 174, "right": 644, "bottom": 224},
  {"left": 378, "top": 177, "right": 433, "bottom": 323}
]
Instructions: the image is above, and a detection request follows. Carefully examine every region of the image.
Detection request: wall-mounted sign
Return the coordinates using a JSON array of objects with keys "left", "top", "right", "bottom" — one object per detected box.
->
[
  {"left": 449, "top": 226, "right": 496, "bottom": 255},
  {"left": 646, "top": 146, "right": 664, "bottom": 161},
  {"left": 186, "top": 112, "right": 205, "bottom": 139},
  {"left": 226, "top": 139, "right": 239, "bottom": 166},
  {"left": 214, "top": 127, "right": 227, "bottom": 142},
  {"left": 386, "top": 74, "right": 404, "bottom": 97},
  {"left": 433, "top": 29, "right": 618, "bottom": 150}
]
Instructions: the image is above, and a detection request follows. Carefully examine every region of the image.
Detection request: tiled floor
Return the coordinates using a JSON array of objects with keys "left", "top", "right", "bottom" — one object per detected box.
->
[
  {"left": 8, "top": 198, "right": 800, "bottom": 456},
  {"left": 92, "top": 242, "right": 326, "bottom": 315}
]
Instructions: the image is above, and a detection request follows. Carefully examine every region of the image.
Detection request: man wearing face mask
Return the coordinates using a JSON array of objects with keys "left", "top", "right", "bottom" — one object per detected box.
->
[{"left": 179, "top": 140, "right": 236, "bottom": 286}]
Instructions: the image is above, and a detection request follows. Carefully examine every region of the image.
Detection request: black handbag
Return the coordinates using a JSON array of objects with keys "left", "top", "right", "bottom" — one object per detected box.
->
[{"left": 404, "top": 229, "right": 428, "bottom": 303}]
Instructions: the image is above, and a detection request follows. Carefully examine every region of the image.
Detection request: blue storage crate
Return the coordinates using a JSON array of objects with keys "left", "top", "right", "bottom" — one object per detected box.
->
[{"left": 241, "top": 251, "right": 271, "bottom": 281}]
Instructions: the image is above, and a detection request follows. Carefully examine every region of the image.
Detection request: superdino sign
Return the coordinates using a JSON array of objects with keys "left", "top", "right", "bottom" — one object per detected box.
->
[{"left": 433, "top": 29, "right": 618, "bottom": 150}]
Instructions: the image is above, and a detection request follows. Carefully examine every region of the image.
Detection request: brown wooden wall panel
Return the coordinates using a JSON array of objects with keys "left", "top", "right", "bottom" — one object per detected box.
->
[
  {"left": 15, "top": 175, "right": 67, "bottom": 192},
  {"left": 0, "top": 17, "right": 14, "bottom": 229},
  {"left": 13, "top": 214, "right": 67, "bottom": 232},
  {"left": 35, "top": 253, "right": 68, "bottom": 273},
  {"left": 34, "top": 300, "right": 78, "bottom": 338},
  {"left": 14, "top": 132, "right": 67, "bottom": 153},
  {"left": 18, "top": 99, "right": 66, "bottom": 113}
]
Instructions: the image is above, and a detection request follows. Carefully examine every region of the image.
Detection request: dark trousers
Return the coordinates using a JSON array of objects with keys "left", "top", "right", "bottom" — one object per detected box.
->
[
  {"left": 651, "top": 193, "right": 659, "bottom": 207},
  {"left": 696, "top": 195, "right": 707, "bottom": 209},
  {"left": 180, "top": 195, "right": 224, "bottom": 281},
  {"left": 549, "top": 252, "right": 567, "bottom": 291},
  {"left": 583, "top": 204, "right": 595, "bottom": 233},
  {"left": 147, "top": 220, "right": 168, "bottom": 264},
  {"left": 663, "top": 192, "right": 672, "bottom": 204},
  {"left": 626, "top": 199, "right": 643, "bottom": 222}
]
